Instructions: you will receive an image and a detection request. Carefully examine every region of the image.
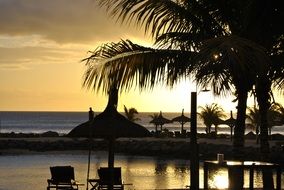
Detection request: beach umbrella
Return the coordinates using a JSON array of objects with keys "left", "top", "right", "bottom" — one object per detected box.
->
[
  {"left": 172, "top": 109, "right": 191, "bottom": 135},
  {"left": 149, "top": 111, "right": 172, "bottom": 132},
  {"left": 218, "top": 111, "right": 236, "bottom": 141},
  {"left": 68, "top": 87, "right": 151, "bottom": 168}
]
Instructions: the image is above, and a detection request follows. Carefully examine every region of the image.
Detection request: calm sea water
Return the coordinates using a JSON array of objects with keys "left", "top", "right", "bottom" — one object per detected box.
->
[
  {"left": 0, "top": 111, "right": 283, "bottom": 135},
  {"left": 0, "top": 152, "right": 283, "bottom": 190}
]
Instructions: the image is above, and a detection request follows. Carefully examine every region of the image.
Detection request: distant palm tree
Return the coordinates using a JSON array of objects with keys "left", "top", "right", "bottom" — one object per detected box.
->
[
  {"left": 267, "top": 103, "right": 284, "bottom": 136},
  {"left": 149, "top": 113, "right": 159, "bottom": 120},
  {"left": 247, "top": 103, "right": 283, "bottom": 140},
  {"left": 123, "top": 105, "right": 140, "bottom": 122},
  {"left": 198, "top": 103, "right": 226, "bottom": 135},
  {"left": 270, "top": 103, "right": 284, "bottom": 125},
  {"left": 149, "top": 113, "right": 159, "bottom": 134},
  {"left": 247, "top": 106, "right": 261, "bottom": 142}
]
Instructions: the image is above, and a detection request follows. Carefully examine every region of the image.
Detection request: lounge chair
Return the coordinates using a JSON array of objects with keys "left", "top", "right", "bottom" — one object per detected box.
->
[
  {"left": 47, "top": 166, "right": 83, "bottom": 190},
  {"left": 88, "top": 167, "right": 131, "bottom": 190}
]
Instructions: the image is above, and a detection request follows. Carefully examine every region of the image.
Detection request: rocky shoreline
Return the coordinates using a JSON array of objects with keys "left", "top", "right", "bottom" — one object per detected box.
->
[{"left": 1, "top": 136, "right": 283, "bottom": 166}]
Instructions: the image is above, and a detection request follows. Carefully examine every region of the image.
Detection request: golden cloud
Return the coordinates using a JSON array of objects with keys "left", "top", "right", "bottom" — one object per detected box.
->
[{"left": 0, "top": 0, "right": 147, "bottom": 44}]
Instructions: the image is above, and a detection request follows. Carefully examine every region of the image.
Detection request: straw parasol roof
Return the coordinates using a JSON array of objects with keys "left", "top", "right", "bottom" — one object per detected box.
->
[
  {"left": 218, "top": 111, "right": 236, "bottom": 141},
  {"left": 149, "top": 111, "right": 172, "bottom": 132},
  {"left": 219, "top": 111, "right": 236, "bottom": 127},
  {"left": 68, "top": 108, "right": 149, "bottom": 138},
  {"left": 68, "top": 87, "right": 150, "bottom": 168},
  {"left": 172, "top": 109, "right": 190, "bottom": 134},
  {"left": 68, "top": 88, "right": 150, "bottom": 138}
]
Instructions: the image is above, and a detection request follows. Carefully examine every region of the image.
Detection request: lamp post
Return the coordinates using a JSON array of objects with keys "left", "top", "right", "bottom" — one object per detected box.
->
[
  {"left": 190, "top": 88, "right": 209, "bottom": 190},
  {"left": 190, "top": 91, "right": 199, "bottom": 190}
]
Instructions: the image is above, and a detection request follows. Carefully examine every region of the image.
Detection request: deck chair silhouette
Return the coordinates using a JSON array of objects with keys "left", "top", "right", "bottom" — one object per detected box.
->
[
  {"left": 88, "top": 167, "right": 129, "bottom": 190},
  {"left": 47, "top": 166, "right": 83, "bottom": 190}
]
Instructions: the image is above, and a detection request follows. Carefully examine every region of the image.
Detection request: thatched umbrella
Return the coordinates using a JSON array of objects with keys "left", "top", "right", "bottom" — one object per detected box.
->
[
  {"left": 68, "top": 87, "right": 150, "bottom": 168},
  {"left": 149, "top": 111, "right": 172, "bottom": 132},
  {"left": 218, "top": 111, "right": 236, "bottom": 141},
  {"left": 172, "top": 109, "right": 191, "bottom": 135}
]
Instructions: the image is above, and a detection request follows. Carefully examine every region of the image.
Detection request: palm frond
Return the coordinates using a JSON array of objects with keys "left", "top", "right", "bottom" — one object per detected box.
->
[
  {"left": 271, "top": 53, "right": 284, "bottom": 92},
  {"left": 83, "top": 39, "right": 197, "bottom": 93},
  {"left": 96, "top": 0, "right": 224, "bottom": 39},
  {"left": 123, "top": 105, "right": 129, "bottom": 115},
  {"left": 193, "top": 35, "right": 270, "bottom": 96},
  {"left": 155, "top": 32, "right": 204, "bottom": 50},
  {"left": 123, "top": 105, "right": 140, "bottom": 121},
  {"left": 198, "top": 103, "right": 226, "bottom": 128}
]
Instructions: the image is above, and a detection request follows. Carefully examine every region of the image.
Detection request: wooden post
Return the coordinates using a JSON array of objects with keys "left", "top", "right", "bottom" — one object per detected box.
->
[
  {"left": 86, "top": 107, "right": 94, "bottom": 190},
  {"left": 190, "top": 92, "right": 199, "bottom": 190},
  {"left": 276, "top": 166, "right": 281, "bottom": 190},
  {"left": 230, "top": 126, "right": 233, "bottom": 142},
  {"left": 228, "top": 166, "right": 244, "bottom": 190},
  {"left": 249, "top": 167, "right": 254, "bottom": 190},
  {"left": 108, "top": 138, "right": 115, "bottom": 190},
  {"left": 108, "top": 138, "right": 115, "bottom": 168},
  {"left": 203, "top": 162, "right": 208, "bottom": 190}
]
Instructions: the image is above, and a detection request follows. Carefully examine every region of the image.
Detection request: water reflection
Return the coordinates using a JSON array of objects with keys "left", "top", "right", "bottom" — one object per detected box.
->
[
  {"left": 0, "top": 153, "right": 283, "bottom": 190},
  {"left": 209, "top": 169, "right": 228, "bottom": 189},
  {"left": 207, "top": 167, "right": 281, "bottom": 189},
  {"left": 90, "top": 155, "right": 191, "bottom": 189},
  {"left": 155, "top": 159, "right": 168, "bottom": 174}
]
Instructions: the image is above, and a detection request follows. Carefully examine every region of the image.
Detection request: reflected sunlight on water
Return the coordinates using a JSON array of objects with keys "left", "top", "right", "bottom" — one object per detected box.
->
[
  {"left": 0, "top": 153, "right": 283, "bottom": 190},
  {"left": 0, "top": 153, "right": 192, "bottom": 190},
  {"left": 209, "top": 169, "right": 228, "bottom": 189},
  {"left": 207, "top": 167, "right": 282, "bottom": 189}
]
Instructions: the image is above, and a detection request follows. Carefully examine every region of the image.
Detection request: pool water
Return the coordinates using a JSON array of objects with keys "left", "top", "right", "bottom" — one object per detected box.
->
[{"left": 0, "top": 152, "right": 283, "bottom": 190}]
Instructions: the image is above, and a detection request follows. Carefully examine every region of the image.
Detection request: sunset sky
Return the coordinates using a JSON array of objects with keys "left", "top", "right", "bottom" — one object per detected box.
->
[{"left": 0, "top": 0, "right": 282, "bottom": 113}]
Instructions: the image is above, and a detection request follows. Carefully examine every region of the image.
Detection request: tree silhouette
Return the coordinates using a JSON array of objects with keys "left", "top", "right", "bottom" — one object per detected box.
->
[
  {"left": 123, "top": 105, "right": 140, "bottom": 122},
  {"left": 198, "top": 103, "right": 226, "bottom": 134},
  {"left": 83, "top": 0, "right": 284, "bottom": 157}
]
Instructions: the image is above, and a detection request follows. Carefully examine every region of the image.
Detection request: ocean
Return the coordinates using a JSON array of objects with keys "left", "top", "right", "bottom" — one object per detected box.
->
[{"left": 0, "top": 111, "right": 283, "bottom": 135}]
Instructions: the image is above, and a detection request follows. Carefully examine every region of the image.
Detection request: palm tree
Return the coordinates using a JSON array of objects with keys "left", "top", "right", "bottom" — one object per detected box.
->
[
  {"left": 198, "top": 103, "right": 226, "bottom": 135},
  {"left": 193, "top": 35, "right": 269, "bottom": 150},
  {"left": 83, "top": 2, "right": 282, "bottom": 189},
  {"left": 241, "top": 0, "right": 284, "bottom": 159},
  {"left": 247, "top": 103, "right": 283, "bottom": 141},
  {"left": 83, "top": 2, "right": 257, "bottom": 152},
  {"left": 266, "top": 103, "right": 284, "bottom": 136},
  {"left": 83, "top": 0, "right": 284, "bottom": 157},
  {"left": 247, "top": 106, "right": 261, "bottom": 141},
  {"left": 246, "top": 103, "right": 283, "bottom": 187},
  {"left": 271, "top": 103, "right": 284, "bottom": 125},
  {"left": 149, "top": 113, "right": 159, "bottom": 135},
  {"left": 149, "top": 113, "right": 159, "bottom": 120},
  {"left": 123, "top": 105, "right": 140, "bottom": 122},
  {"left": 83, "top": 0, "right": 233, "bottom": 94}
]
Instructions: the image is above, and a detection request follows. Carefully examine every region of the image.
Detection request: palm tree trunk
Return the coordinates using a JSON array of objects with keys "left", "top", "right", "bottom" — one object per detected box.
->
[
  {"left": 206, "top": 125, "right": 211, "bottom": 134},
  {"left": 256, "top": 125, "right": 260, "bottom": 144},
  {"left": 233, "top": 89, "right": 248, "bottom": 156},
  {"left": 231, "top": 89, "right": 248, "bottom": 189},
  {"left": 256, "top": 78, "right": 270, "bottom": 158},
  {"left": 215, "top": 125, "right": 218, "bottom": 135},
  {"left": 256, "top": 77, "right": 273, "bottom": 189}
]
